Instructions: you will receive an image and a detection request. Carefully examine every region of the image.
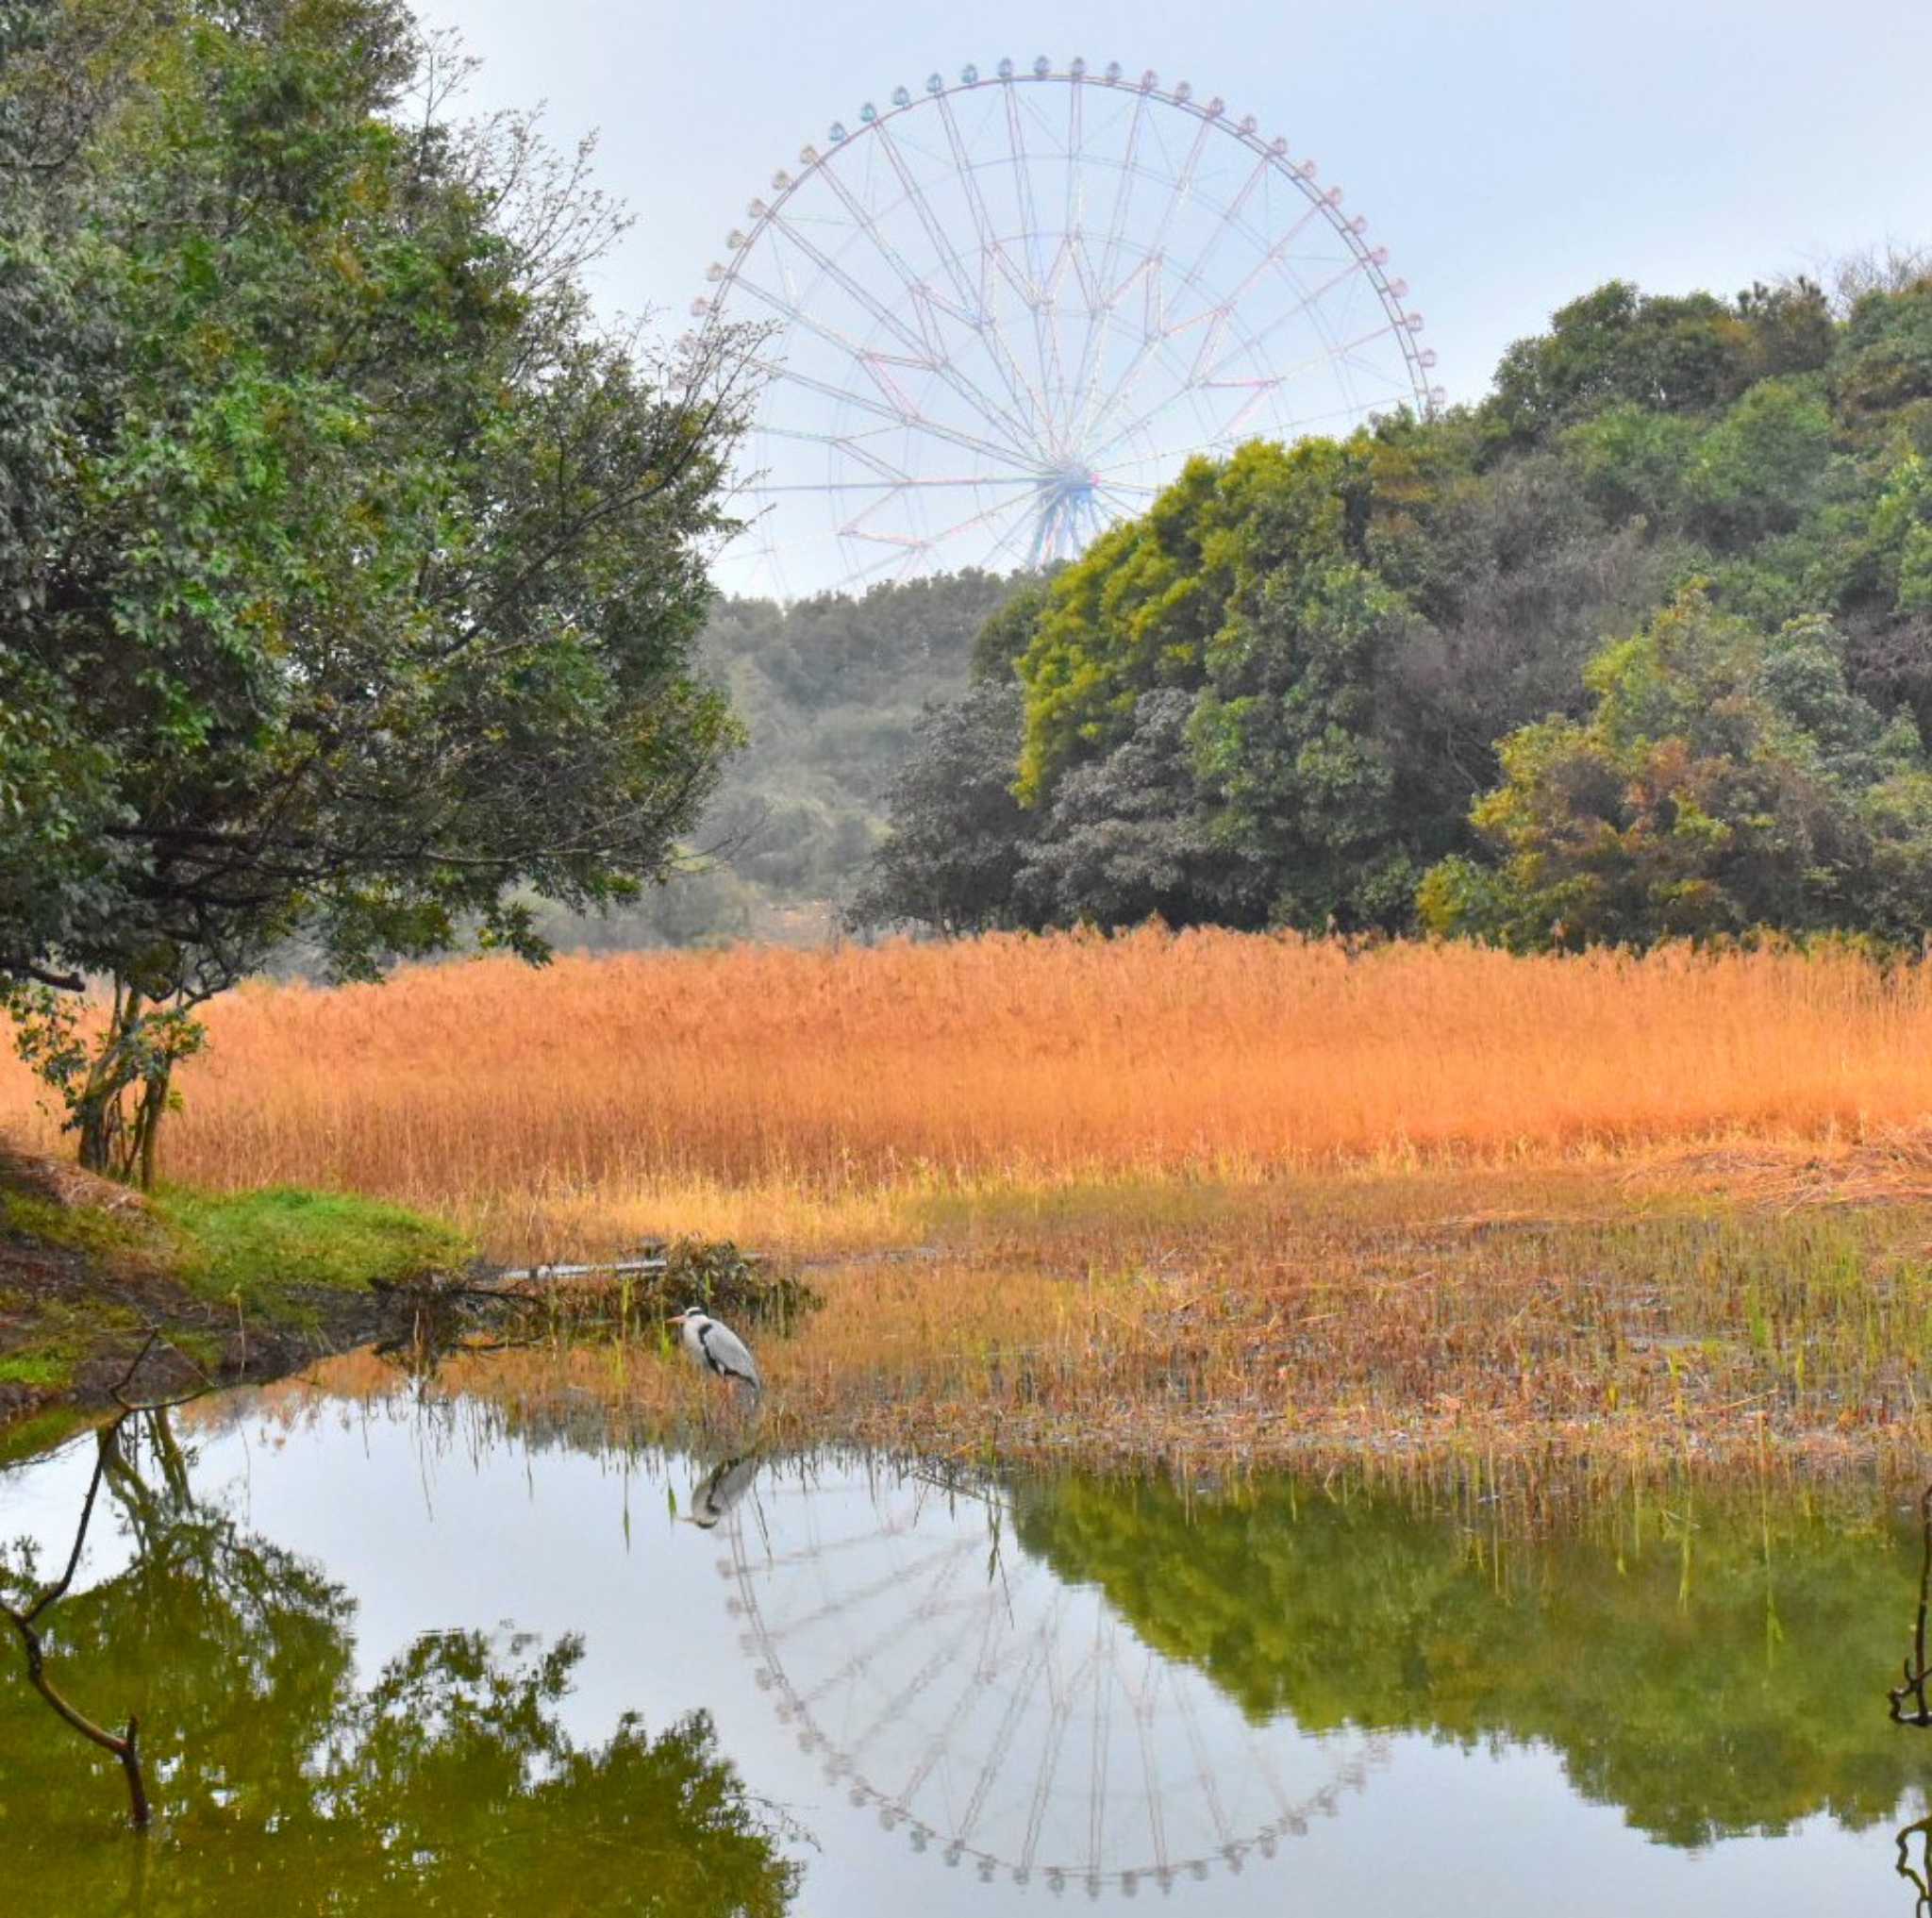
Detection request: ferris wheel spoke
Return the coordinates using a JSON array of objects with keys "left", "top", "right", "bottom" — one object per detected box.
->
[
  {"left": 750, "top": 474, "right": 1037, "bottom": 494},
  {"left": 831, "top": 538, "right": 938, "bottom": 592},
  {"left": 1062, "top": 66, "right": 1086, "bottom": 264},
  {"left": 756, "top": 208, "right": 939, "bottom": 371},
  {"left": 1139, "top": 110, "right": 1214, "bottom": 286},
  {"left": 756, "top": 213, "right": 1041, "bottom": 463},
  {"left": 1226, "top": 325, "right": 1416, "bottom": 423},
  {"left": 997, "top": 79, "right": 1069, "bottom": 446},
  {"left": 843, "top": 1590, "right": 1011, "bottom": 1763},
  {"left": 903, "top": 479, "right": 1048, "bottom": 557},
  {"left": 757, "top": 363, "right": 1044, "bottom": 475},
  {"left": 958, "top": 1597, "right": 1062, "bottom": 1848},
  {"left": 899, "top": 1591, "right": 1023, "bottom": 1810},
  {"left": 1135, "top": 1651, "right": 1173, "bottom": 1877},
  {"left": 1018, "top": 1625, "right": 1086, "bottom": 1876},
  {"left": 1179, "top": 199, "right": 1330, "bottom": 380},
  {"left": 1056, "top": 87, "right": 1151, "bottom": 442},
  {"left": 1088, "top": 1609, "right": 1114, "bottom": 1876},
  {"left": 760, "top": 1537, "right": 979, "bottom": 1645},
  {"left": 1067, "top": 301, "right": 1171, "bottom": 449},
  {"left": 1074, "top": 295, "right": 1234, "bottom": 457},
  {"left": 1188, "top": 249, "right": 1378, "bottom": 396},
  {"left": 796, "top": 1588, "right": 983, "bottom": 1715},
  {"left": 1173, "top": 1669, "right": 1235, "bottom": 1849},
  {"left": 999, "top": 78, "right": 1045, "bottom": 299},
  {"left": 870, "top": 121, "right": 983, "bottom": 322},
  {"left": 932, "top": 93, "right": 1006, "bottom": 317},
  {"left": 808, "top": 158, "right": 949, "bottom": 361},
  {"left": 1175, "top": 146, "right": 1274, "bottom": 298},
  {"left": 981, "top": 492, "right": 1057, "bottom": 574},
  {"left": 1094, "top": 86, "right": 1152, "bottom": 298},
  {"left": 1200, "top": 375, "right": 1285, "bottom": 444},
  {"left": 1082, "top": 258, "right": 1371, "bottom": 469},
  {"left": 808, "top": 160, "right": 1047, "bottom": 461},
  {"left": 871, "top": 125, "right": 1065, "bottom": 450}
]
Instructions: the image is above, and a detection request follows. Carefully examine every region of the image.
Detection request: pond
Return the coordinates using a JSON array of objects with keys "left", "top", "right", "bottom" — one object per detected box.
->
[{"left": 5, "top": 1378, "right": 1932, "bottom": 1915}]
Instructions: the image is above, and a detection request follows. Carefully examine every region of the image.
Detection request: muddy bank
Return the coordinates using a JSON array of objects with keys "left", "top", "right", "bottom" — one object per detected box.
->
[{"left": 0, "top": 1144, "right": 469, "bottom": 1455}]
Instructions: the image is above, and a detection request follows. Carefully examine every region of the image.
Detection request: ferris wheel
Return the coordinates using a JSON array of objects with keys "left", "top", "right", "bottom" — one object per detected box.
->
[
  {"left": 692, "top": 57, "right": 1440, "bottom": 599},
  {"left": 708, "top": 1456, "right": 1389, "bottom": 1895}
]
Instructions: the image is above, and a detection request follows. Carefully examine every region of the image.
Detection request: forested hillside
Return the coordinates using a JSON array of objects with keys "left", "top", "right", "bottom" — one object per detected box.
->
[
  {"left": 525, "top": 570, "right": 1021, "bottom": 947},
  {"left": 858, "top": 253, "right": 1932, "bottom": 950}
]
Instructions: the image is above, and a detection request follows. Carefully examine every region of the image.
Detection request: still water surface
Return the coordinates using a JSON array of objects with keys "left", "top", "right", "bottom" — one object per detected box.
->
[{"left": 5, "top": 1382, "right": 1932, "bottom": 1914}]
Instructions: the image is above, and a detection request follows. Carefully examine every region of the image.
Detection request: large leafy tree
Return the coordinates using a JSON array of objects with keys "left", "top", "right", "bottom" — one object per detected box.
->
[
  {"left": 1005, "top": 440, "right": 1435, "bottom": 932},
  {"left": 846, "top": 682, "right": 1039, "bottom": 936},
  {"left": 0, "top": 0, "right": 752, "bottom": 1177}
]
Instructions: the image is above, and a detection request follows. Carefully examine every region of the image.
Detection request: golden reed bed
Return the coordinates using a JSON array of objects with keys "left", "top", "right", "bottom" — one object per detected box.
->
[
  {"left": 11, "top": 930, "right": 1932, "bottom": 1475},
  {"left": 5, "top": 930, "right": 1932, "bottom": 1249}
]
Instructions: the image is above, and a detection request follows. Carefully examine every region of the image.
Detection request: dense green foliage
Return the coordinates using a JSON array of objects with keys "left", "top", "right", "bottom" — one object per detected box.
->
[
  {"left": 858, "top": 267, "right": 1932, "bottom": 944},
  {"left": 0, "top": 0, "right": 747, "bottom": 1170},
  {"left": 1420, "top": 588, "right": 1932, "bottom": 946},
  {"left": 1015, "top": 1474, "right": 1922, "bottom": 1848}
]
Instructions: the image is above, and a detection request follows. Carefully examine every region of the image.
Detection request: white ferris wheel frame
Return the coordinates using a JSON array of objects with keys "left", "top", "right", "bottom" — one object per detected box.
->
[
  {"left": 693, "top": 57, "right": 1442, "bottom": 598},
  {"left": 716, "top": 1459, "right": 1391, "bottom": 1894}
]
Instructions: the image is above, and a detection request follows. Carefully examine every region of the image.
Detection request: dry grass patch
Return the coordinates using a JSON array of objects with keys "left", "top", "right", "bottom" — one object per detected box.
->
[
  {"left": 6, "top": 934, "right": 1932, "bottom": 1263},
  {"left": 14, "top": 933, "right": 1932, "bottom": 1475},
  {"left": 251, "top": 1168, "right": 1932, "bottom": 1479}
]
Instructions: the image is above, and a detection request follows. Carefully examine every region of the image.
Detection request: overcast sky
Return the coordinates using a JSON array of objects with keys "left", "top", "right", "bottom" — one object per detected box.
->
[{"left": 425, "top": 0, "right": 1931, "bottom": 409}]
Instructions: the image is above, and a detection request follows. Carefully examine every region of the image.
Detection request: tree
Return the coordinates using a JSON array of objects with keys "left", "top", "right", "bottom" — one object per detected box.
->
[
  {"left": 840, "top": 261, "right": 1932, "bottom": 948},
  {"left": 0, "top": 0, "right": 753, "bottom": 1178},
  {"left": 1419, "top": 589, "right": 1932, "bottom": 948},
  {"left": 1007, "top": 437, "right": 1477, "bottom": 932},
  {"left": 1018, "top": 690, "right": 1271, "bottom": 929},
  {"left": 847, "top": 684, "right": 1039, "bottom": 935}
]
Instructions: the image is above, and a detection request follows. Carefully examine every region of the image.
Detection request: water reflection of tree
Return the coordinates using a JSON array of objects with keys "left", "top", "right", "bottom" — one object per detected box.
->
[
  {"left": 1013, "top": 1475, "right": 1921, "bottom": 1848},
  {"left": 1, "top": 1413, "right": 800, "bottom": 1916}
]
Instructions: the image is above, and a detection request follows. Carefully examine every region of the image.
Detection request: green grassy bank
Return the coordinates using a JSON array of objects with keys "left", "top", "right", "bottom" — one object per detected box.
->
[{"left": 0, "top": 1146, "right": 472, "bottom": 1457}]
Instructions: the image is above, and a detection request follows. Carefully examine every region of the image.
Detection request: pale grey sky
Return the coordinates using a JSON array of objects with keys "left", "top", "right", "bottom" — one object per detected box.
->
[{"left": 427, "top": 0, "right": 1932, "bottom": 408}]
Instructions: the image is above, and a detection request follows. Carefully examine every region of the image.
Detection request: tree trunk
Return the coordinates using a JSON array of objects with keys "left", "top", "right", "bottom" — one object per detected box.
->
[{"left": 71, "top": 980, "right": 181, "bottom": 1191}]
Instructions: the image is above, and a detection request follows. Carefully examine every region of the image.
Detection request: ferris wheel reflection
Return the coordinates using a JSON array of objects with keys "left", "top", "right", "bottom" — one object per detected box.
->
[{"left": 691, "top": 1450, "right": 1387, "bottom": 1896}]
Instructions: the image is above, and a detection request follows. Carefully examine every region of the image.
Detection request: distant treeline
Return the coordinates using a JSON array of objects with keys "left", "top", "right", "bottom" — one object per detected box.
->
[
  {"left": 524, "top": 570, "right": 1020, "bottom": 949},
  {"left": 852, "top": 253, "right": 1932, "bottom": 950}
]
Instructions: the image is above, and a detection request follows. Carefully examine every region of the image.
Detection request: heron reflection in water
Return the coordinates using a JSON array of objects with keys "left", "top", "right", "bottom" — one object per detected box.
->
[{"left": 686, "top": 1453, "right": 763, "bottom": 1531}]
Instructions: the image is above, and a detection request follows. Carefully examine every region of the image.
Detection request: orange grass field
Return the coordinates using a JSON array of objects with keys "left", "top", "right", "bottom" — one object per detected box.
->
[
  {"left": 13, "top": 929, "right": 1932, "bottom": 1472},
  {"left": 7, "top": 928, "right": 1932, "bottom": 1251}
]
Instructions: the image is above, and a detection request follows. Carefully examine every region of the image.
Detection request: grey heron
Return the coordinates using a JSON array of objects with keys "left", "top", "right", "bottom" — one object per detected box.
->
[{"left": 669, "top": 1307, "right": 762, "bottom": 1400}]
